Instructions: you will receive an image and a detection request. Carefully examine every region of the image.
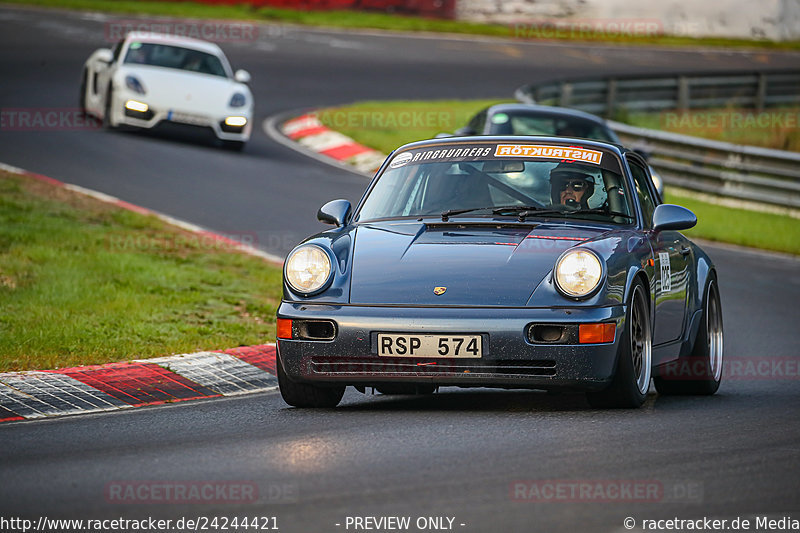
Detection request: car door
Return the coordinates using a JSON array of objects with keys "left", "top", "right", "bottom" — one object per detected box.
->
[{"left": 628, "top": 157, "right": 688, "bottom": 345}]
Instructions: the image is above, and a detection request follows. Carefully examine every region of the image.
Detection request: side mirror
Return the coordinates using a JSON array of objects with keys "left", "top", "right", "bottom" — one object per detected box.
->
[
  {"left": 234, "top": 69, "right": 251, "bottom": 83},
  {"left": 95, "top": 48, "right": 113, "bottom": 64},
  {"left": 652, "top": 204, "right": 696, "bottom": 231},
  {"left": 317, "top": 199, "right": 351, "bottom": 227}
]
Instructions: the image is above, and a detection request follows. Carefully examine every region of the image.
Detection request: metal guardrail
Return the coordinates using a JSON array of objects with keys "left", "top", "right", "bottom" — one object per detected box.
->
[
  {"left": 515, "top": 71, "right": 800, "bottom": 209},
  {"left": 514, "top": 70, "right": 800, "bottom": 115}
]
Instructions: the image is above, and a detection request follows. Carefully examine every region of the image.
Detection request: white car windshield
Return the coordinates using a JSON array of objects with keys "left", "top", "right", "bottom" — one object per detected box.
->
[
  {"left": 356, "top": 143, "right": 635, "bottom": 224},
  {"left": 123, "top": 42, "right": 227, "bottom": 78}
]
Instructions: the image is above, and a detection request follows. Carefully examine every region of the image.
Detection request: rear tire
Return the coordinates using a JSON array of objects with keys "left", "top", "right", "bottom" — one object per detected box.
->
[
  {"left": 277, "top": 354, "right": 345, "bottom": 408},
  {"left": 654, "top": 276, "right": 723, "bottom": 395},
  {"left": 586, "top": 280, "right": 652, "bottom": 408}
]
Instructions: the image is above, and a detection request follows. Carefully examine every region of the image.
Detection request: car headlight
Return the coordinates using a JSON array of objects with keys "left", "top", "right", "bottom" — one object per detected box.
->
[
  {"left": 125, "top": 75, "right": 146, "bottom": 95},
  {"left": 229, "top": 93, "right": 246, "bottom": 107},
  {"left": 554, "top": 248, "right": 604, "bottom": 298},
  {"left": 285, "top": 244, "right": 333, "bottom": 295}
]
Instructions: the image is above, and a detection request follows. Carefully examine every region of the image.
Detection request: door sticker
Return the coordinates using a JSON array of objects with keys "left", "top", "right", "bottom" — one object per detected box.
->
[{"left": 659, "top": 252, "right": 671, "bottom": 292}]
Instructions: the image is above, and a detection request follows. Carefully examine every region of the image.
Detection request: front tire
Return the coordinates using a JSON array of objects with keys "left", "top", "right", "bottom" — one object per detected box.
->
[
  {"left": 277, "top": 354, "right": 345, "bottom": 408},
  {"left": 102, "top": 84, "right": 117, "bottom": 130},
  {"left": 654, "top": 276, "right": 723, "bottom": 395},
  {"left": 586, "top": 280, "right": 652, "bottom": 408}
]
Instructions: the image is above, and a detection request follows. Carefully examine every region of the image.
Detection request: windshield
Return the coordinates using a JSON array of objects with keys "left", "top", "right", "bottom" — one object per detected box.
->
[
  {"left": 486, "top": 112, "right": 618, "bottom": 142},
  {"left": 356, "top": 143, "right": 634, "bottom": 224},
  {"left": 123, "top": 42, "right": 228, "bottom": 78}
]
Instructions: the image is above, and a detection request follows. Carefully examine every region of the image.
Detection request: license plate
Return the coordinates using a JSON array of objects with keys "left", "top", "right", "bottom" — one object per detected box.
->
[
  {"left": 167, "top": 110, "right": 209, "bottom": 126},
  {"left": 377, "top": 334, "right": 482, "bottom": 358}
]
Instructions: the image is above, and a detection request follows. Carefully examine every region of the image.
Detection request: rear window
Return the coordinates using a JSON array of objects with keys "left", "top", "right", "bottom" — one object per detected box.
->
[{"left": 487, "top": 112, "right": 618, "bottom": 143}]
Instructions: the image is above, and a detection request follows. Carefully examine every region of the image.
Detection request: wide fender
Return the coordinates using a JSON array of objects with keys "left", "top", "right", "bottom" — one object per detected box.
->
[
  {"left": 693, "top": 251, "right": 714, "bottom": 311},
  {"left": 620, "top": 234, "right": 656, "bottom": 320},
  {"left": 679, "top": 247, "right": 714, "bottom": 354}
]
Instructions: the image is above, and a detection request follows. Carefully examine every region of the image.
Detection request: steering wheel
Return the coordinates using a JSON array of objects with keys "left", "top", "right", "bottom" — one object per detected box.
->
[{"left": 459, "top": 163, "right": 544, "bottom": 208}]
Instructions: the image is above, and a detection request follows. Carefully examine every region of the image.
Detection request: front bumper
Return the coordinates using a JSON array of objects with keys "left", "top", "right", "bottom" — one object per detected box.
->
[
  {"left": 112, "top": 92, "right": 251, "bottom": 141},
  {"left": 277, "top": 302, "right": 626, "bottom": 391}
]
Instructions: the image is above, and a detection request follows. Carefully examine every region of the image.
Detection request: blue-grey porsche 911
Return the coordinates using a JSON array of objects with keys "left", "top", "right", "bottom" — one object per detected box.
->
[{"left": 276, "top": 136, "right": 724, "bottom": 408}]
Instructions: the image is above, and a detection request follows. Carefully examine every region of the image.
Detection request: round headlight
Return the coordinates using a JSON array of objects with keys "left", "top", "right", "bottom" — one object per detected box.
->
[
  {"left": 285, "top": 245, "right": 332, "bottom": 294},
  {"left": 555, "top": 249, "right": 603, "bottom": 298}
]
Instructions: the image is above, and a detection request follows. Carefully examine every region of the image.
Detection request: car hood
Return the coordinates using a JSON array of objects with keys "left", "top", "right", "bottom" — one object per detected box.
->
[
  {"left": 349, "top": 221, "right": 610, "bottom": 306},
  {"left": 118, "top": 66, "right": 245, "bottom": 113}
]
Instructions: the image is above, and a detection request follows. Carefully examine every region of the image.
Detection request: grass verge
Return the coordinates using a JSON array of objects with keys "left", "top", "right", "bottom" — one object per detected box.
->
[
  {"left": 3, "top": 0, "right": 800, "bottom": 50},
  {"left": 314, "top": 99, "right": 800, "bottom": 255},
  {"left": 317, "top": 99, "right": 510, "bottom": 154},
  {"left": 0, "top": 171, "right": 281, "bottom": 371},
  {"left": 619, "top": 107, "right": 800, "bottom": 152},
  {"left": 663, "top": 190, "right": 800, "bottom": 255}
]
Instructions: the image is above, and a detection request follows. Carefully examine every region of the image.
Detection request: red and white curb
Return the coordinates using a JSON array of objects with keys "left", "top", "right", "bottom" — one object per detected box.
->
[
  {"left": 278, "top": 113, "right": 387, "bottom": 175},
  {"left": 0, "top": 344, "right": 278, "bottom": 423},
  {"left": 0, "top": 163, "right": 287, "bottom": 422}
]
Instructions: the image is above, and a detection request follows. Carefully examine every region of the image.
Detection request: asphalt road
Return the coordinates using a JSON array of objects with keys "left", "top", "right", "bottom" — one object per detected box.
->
[{"left": 1, "top": 5, "right": 799, "bottom": 532}]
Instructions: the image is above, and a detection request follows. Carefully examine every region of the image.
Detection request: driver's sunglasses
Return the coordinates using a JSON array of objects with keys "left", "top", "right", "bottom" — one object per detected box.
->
[{"left": 560, "top": 180, "right": 586, "bottom": 192}]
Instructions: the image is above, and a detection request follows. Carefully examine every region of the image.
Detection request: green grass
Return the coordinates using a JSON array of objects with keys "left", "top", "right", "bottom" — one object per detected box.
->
[
  {"left": 619, "top": 107, "right": 800, "bottom": 152},
  {"left": 317, "top": 99, "right": 510, "bottom": 154},
  {"left": 4, "top": 0, "right": 800, "bottom": 49},
  {"left": 0, "top": 172, "right": 282, "bottom": 371},
  {"left": 664, "top": 190, "right": 799, "bottom": 255}
]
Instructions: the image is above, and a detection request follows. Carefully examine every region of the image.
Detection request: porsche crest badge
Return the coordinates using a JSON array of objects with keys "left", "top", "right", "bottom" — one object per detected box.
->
[{"left": 433, "top": 286, "right": 447, "bottom": 296}]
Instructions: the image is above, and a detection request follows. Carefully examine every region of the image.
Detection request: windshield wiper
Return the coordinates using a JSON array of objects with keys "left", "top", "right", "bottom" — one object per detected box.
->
[
  {"left": 441, "top": 204, "right": 575, "bottom": 222},
  {"left": 516, "top": 207, "right": 635, "bottom": 221},
  {"left": 440, "top": 205, "right": 496, "bottom": 220},
  {"left": 441, "top": 204, "right": 547, "bottom": 221},
  {"left": 562, "top": 208, "right": 635, "bottom": 220},
  {"left": 491, "top": 205, "right": 546, "bottom": 215}
]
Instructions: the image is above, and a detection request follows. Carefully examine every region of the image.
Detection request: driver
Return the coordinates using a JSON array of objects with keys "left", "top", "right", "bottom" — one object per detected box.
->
[{"left": 549, "top": 162, "right": 595, "bottom": 209}]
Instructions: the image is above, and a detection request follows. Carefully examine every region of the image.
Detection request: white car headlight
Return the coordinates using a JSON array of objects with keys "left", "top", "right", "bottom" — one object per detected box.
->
[
  {"left": 555, "top": 249, "right": 604, "bottom": 298},
  {"left": 229, "top": 92, "right": 247, "bottom": 107},
  {"left": 125, "top": 75, "right": 146, "bottom": 95},
  {"left": 285, "top": 244, "right": 332, "bottom": 294}
]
